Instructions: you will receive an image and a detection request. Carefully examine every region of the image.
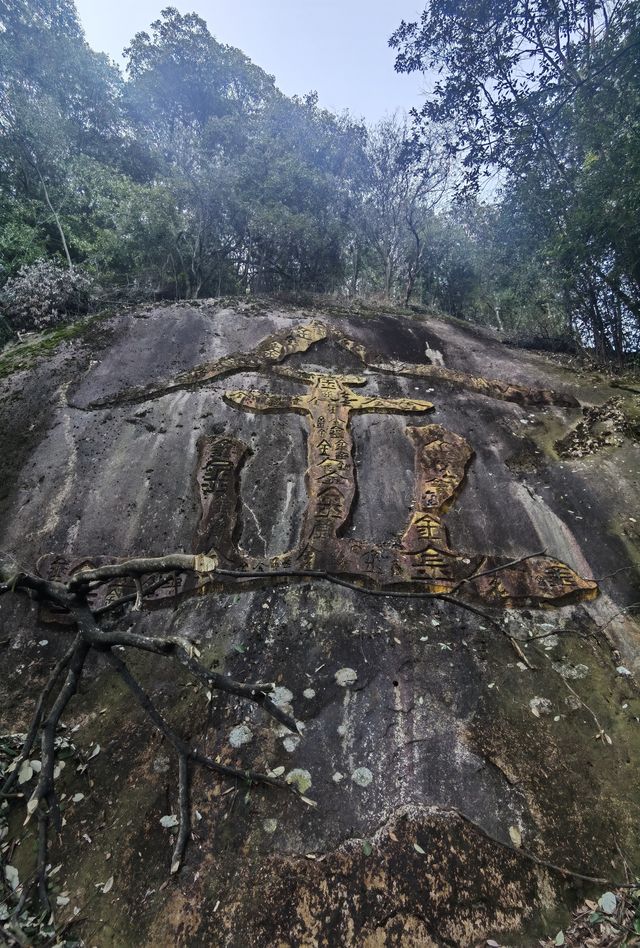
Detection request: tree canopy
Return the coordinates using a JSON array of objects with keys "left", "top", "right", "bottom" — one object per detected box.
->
[
  {"left": 392, "top": 0, "right": 640, "bottom": 359},
  {"left": 1, "top": 1, "right": 639, "bottom": 362}
]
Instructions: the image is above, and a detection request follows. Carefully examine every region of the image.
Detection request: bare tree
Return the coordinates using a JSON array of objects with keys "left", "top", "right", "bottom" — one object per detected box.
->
[{"left": 360, "top": 115, "right": 449, "bottom": 302}]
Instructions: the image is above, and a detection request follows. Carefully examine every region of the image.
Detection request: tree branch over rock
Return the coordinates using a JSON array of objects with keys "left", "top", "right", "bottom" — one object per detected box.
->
[{"left": 0, "top": 551, "right": 301, "bottom": 912}]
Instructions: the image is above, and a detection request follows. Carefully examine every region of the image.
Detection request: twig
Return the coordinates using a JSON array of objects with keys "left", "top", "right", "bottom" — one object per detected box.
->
[
  {"left": 598, "top": 602, "right": 640, "bottom": 631},
  {"left": 172, "top": 753, "right": 190, "bottom": 874},
  {"left": 36, "top": 805, "right": 50, "bottom": 911},
  {"left": 104, "top": 650, "right": 293, "bottom": 876},
  {"left": 132, "top": 578, "right": 144, "bottom": 611},
  {"left": 215, "top": 566, "right": 539, "bottom": 666},
  {"left": 92, "top": 575, "right": 172, "bottom": 616},
  {"left": 105, "top": 651, "right": 289, "bottom": 791},
  {"left": 444, "top": 805, "right": 635, "bottom": 888},
  {"left": 506, "top": 635, "right": 536, "bottom": 669},
  {"left": 595, "top": 565, "right": 639, "bottom": 583},
  {"left": 91, "top": 624, "right": 297, "bottom": 732},
  {"left": 1, "top": 636, "right": 79, "bottom": 797},
  {"left": 457, "top": 549, "right": 547, "bottom": 585},
  {"left": 535, "top": 646, "right": 608, "bottom": 738}
]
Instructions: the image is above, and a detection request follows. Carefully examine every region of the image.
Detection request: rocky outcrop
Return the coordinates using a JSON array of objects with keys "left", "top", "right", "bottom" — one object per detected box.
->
[{"left": 1, "top": 299, "right": 639, "bottom": 946}]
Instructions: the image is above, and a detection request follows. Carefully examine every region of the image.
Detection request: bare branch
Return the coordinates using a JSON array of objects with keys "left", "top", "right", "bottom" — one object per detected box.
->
[{"left": 68, "top": 553, "right": 218, "bottom": 590}]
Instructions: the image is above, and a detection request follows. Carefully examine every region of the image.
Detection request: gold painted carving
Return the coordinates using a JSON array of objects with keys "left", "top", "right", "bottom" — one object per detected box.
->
[
  {"left": 225, "top": 372, "right": 433, "bottom": 557},
  {"left": 70, "top": 318, "right": 596, "bottom": 608},
  {"left": 222, "top": 381, "right": 596, "bottom": 605},
  {"left": 194, "top": 436, "right": 248, "bottom": 565},
  {"left": 89, "top": 319, "right": 577, "bottom": 410}
]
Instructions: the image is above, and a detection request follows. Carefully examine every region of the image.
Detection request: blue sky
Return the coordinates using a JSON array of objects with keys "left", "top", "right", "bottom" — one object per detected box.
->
[{"left": 74, "top": 0, "right": 427, "bottom": 122}]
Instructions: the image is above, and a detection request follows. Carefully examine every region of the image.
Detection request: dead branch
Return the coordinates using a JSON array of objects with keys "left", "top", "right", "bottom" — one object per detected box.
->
[
  {"left": 1, "top": 543, "right": 604, "bottom": 913},
  {"left": 598, "top": 601, "right": 640, "bottom": 631},
  {"left": 1, "top": 636, "right": 79, "bottom": 798},
  {"left": 67, "top": 553, "right": 218, "bottom": 591},
  {"left": 0, "top": 554, "right": 300, "bottom": 911},
  {"left": 67, "top": 553, "right": 540, "bottom": 670}
]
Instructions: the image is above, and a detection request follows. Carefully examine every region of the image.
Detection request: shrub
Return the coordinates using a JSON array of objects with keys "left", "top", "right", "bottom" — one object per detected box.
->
[{"left": 0, "top": 259, "right": 93, "bottom": 333}]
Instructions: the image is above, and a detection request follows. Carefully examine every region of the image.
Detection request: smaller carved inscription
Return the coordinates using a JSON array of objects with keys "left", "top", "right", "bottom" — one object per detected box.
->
[{"left": 194, "top": 436, "right": 249, "bottom": 565}]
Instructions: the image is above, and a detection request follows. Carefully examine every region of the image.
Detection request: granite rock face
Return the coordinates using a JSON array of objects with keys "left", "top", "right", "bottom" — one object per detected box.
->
[{"left": 1, "top": 299, "right": 639, "bottom": 946}]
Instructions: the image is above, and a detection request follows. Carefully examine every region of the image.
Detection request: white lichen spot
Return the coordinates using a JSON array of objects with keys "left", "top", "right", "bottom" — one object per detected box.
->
[
  {"left": 529, "top": 697, "right": 553, "bottom": 717},
  {"left": 153, "top": 755, "right": 171, "bottom": 774},
  {"left": 335, "top": 667, "right": 357, "bottom": 687},
  {"left": 271, "top": 686, "right": 294, "bottom": 707},
  {"left": 332, "top": 772, "right": 344, "bottom": 783},
  {"left": 351, "top": 767, "right": 373, "bottom": 788},
  {"left": 282, "top": 735, "right": 300, "bottom": 753},
  {"left": 303, "top": 688, "right": 316, "bottom": 699},
  {"left": 229, "top": 724, "right": 253, "bottom": 748},
  {"left": 263, "top": 819, "right": 278, "bottom": 834},
  {"left": 285, "top": 769, "right": 312, "bottom": 794},
  {"left": 552, "top": 661, "right": 589, "bottom": 680},
  {"left": 564, "top": 695, "right": 582, "bottom": 711}
]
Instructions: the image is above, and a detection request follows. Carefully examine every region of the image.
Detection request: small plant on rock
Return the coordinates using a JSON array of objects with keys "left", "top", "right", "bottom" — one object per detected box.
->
[{"left": 0, "top": 260, "right": 93, "bottom": 334}]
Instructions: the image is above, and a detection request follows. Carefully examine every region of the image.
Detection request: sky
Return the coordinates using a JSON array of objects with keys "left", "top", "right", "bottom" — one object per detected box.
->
[{"left": 74, "top": 0, "right": 427, "bottom": 123}]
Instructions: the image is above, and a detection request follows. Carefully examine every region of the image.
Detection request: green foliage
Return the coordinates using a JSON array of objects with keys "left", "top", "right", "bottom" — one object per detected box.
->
[
  {"left": 392, "top": 0, "right": 640, "bottom": 359},
  {"left": 1, "top": 0, "right": 638, "bottom": 361}
]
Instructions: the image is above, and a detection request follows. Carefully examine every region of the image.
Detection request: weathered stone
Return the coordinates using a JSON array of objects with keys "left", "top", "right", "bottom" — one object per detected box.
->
[{"left": 1, "top": 298, "right": 639, "bottom": 946}]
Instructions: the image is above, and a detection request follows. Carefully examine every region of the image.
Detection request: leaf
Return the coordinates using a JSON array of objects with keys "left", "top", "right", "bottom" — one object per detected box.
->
[
  {"left": 598, "top": 891, "right": 617, "bottom": 915},
  {"left": 299, "top": 795, "right": 317, "bottom": 807},
  {"left": 269, "top": 766, "right": 285, "bottom": 777},
  {"left": 554, "top": 932, "right": 565, "bottom": 946},
  {"left": 56, "top": 895, "right": 70, "bottom": 907},
  {"left": 89, "top": 744, "right": 100, "bottom": 759},
  {"left": 413, "top": 842, "right": 426, "bottom": 855},
  {"left": 72, "top": 792, "right": 85, "bottom": 803},
  {"left": 4, "top": 865, "right": 19, "bottom": 891},
  {"left": 102, "top": 875, "right": 114, "bottom": 894},
  {"left": 18, "top": 761, "right": 33, "bottom": 784},
  {"left": 160, "top": 814, "right": 178, "bottom": 829},
  {"left": 508, "top": 825, "right": 522, "bottom": 848},
  {"left": 233, "top": 644, "right": 246, "bottom": 654},
  {"left": 170, "top": 860, "right": 180, "bottom": 874},
  {"left": 362, "top": 840, "right": 373, "bottom": 856}
]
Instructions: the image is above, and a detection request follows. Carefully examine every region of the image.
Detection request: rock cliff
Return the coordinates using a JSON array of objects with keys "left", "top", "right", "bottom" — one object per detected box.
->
[{"left": 1, "top": 299, "right": 639, "bottom": 946}]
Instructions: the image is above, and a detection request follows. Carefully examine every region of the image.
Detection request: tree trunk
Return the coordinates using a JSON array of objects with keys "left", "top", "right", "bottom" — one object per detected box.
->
[{"left": 36, "top": 165, "right": 72, "bottom": 268}]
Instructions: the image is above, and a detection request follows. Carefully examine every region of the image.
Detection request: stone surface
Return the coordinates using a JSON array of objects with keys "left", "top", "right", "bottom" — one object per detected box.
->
[{"left": 1, "top": 298, "right": 639, "bottom": 946}]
